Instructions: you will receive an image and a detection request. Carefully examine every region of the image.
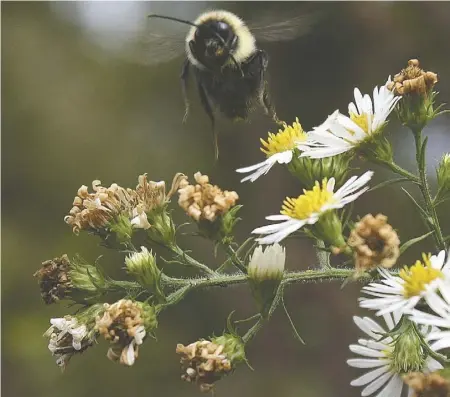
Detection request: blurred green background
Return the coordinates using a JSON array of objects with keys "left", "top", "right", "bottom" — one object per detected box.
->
[{"left": 2, "top": 2, "right": 450, "bottom": 397}]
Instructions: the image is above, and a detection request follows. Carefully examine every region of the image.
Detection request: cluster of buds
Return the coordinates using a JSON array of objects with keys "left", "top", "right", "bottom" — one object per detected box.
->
[
  {"left": 176, "top": 334, "right": 245, "bottom": 392},
  {"left": 387, "top": 59, "right": 438, "bottom": 97},
  {"left": 44, "top": 307, "right": 101, "bottom": 369},
  {"left": 95, "top": 299, "right": 157, "bottom": 366},
  {"left": 34, "top": 255, "right": 72, "bottom": 304},
  {"left": 403, "top": 372, "right": 450, "bottom": 397},
  {"left": 178, "top": 173, "right": 239, "bottom": 222},
  {"left": 348, "top": 214, "right": 400, "bottom": 272}
]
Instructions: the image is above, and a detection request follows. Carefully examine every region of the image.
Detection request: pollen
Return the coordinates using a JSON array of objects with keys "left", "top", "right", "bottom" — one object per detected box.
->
[
  {"left": 399, "top": 253, "right": 443, "bottom": 298},
  {"left": 280, "top": 179, "right": 335, "bottom": 220},
  {"left": 349, "top": 112, "right": 369, "bottom": 134},
  {"left": 260, "top": 118, "right": 307, "bottom": 157}
]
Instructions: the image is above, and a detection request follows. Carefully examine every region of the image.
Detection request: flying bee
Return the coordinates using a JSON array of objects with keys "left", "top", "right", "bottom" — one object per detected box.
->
[{"left": 142, "top": 8, "right": 318, "bottom": 160}]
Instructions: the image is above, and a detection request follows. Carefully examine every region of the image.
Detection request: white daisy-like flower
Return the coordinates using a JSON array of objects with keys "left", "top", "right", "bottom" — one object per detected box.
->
[
  {"left": 252, "top": 171, "right": 373, "bottom": 244},
  {"left": 348, "top": 311, "right": 443, "bottom": 397},
  {"left": 236, "top": 118, "right": 307, "bottom": 182},
  {"left": 298, "top": 78, "right": 401, "bottom": 159},
  {"left": 248, "top": 243, "right": 285, "bottom": 282},
  {"left": 360, "top": 250, "right": 450, "bottom": 316},
  {"left": 408, "top": 254, "right": 450, "bottom": 352}
]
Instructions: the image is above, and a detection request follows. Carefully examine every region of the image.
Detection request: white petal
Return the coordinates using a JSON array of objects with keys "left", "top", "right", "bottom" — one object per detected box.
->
[
  {"left": 347, "top": 358, "right": 390, "bottom": 368},
  {"left": 361, "top": 371, "right": 392, "bottom": 396},
  {"left": 350, "top": 365, "right": 389, "bottom": 387},
  {"left": 375, "top": 374, "right": 403, "bottom": 397},
  {"left": 349, "top": 345, "right": 386, "bottom": 358}
]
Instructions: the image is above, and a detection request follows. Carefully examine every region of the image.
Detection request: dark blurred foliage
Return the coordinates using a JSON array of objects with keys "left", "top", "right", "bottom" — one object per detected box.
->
[{"left": 2, "top": 2, "right": 450, "bottom": 397}]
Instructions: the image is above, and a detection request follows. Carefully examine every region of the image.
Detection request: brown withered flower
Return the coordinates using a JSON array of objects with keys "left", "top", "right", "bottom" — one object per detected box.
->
[
  {"left": 404, "top": 372, "right": 450, "bottom": 397},
  {"left": 95, "top": 299, "right": 156, "bottom": 366},
  {"left": 176, "top": 340, "right": 233, "bottom": 392},
  {"left": 348, "top": 214, "right": 400, "bottom": 271},
  {"left": 34, "top": 255, "right": 72, "bottom": 304},
  {"left": 135, "top": 172, "right": 187, "bottom": 212},
  {"left": 64, "top": 180, "right": 137, "bottom": 234},
  {"left": 387, "top": 59, "right": 438, "bottom": 97},
  {"left": 178, "top": 172, "right": 239, "bottom": 222}
]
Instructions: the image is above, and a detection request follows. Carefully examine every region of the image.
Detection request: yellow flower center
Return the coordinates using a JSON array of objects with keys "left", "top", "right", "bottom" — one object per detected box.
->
[
  {"left": 399, "top": 253, "right": 443, "bottom": 298},
  {"left": 280, "top": 178, "right": 335, "bottom": 220},
  {"left": 260, "top": 118, "right": 307, "bottom": 157},
  {"left": 350, "top": 112, "right": 369, "bottom": 135}
]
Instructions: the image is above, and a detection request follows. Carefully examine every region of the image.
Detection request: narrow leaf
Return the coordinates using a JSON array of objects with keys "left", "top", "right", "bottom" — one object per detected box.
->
[
  {"left": 400, "top": 231, "right": 435, "bottom": 255},
  {"left": 369, "top": 177, "right": 413, "bottom": 192},
  {"left": 401, "top": 188, "right": 430, "bottom": 222},
  {"left": 281, "top": 294, "right": 305, "bottom": 345}
]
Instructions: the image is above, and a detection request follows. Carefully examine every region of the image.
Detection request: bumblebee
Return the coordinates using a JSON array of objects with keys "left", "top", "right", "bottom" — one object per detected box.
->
[{"left": 146, "top": 8, "right": 317, "bottom": 160}]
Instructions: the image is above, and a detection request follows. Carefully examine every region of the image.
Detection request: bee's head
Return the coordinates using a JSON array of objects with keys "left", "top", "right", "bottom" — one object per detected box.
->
[{"left": 194, "top": 20, "right": 238, "bottom": 66}]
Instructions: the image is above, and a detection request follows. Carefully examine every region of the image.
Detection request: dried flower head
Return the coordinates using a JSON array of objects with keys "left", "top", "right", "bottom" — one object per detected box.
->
[
  {"left": 95, "top": 299, "right": 156, "bottom": 366},
  {"left": 64, "top": 180, "right": 137, "bottom": 234},
  {"left": 348, "top": 214, "right": 400, "bottom": 271},
  {"left": 387, "top": 59, "right": 438, "bottom": 96},
  {"left": 403, "top": 372, "right": 450, "bottom": 397},
  {"left": 176, "top": 340, "right": 233, "bottom": 392},
  {"left": 34, "top": 255, "right": 72, "bottom": 304},
  {"left": 135, "top": 172, "right": 187, "bottom": 213},
  {"left": 178, "top": 172, "right": 239, "bottom": 222}
]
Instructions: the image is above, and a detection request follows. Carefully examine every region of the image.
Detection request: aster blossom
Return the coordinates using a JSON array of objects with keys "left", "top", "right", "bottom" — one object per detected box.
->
[
  {"left": 252, "top": 171, "right": 373, "bottom": 244},
  {"left": 348, "top": 311, "right": 442, "bottom": 397},
  {"left": 236, "top": 118, "right": 307, "bottom": 182},
  {"left": 359, "top": 250, "right": 450, "bottom": 316},
  {"left": 298, "top": 79, "right": 400, "bottom": 159}
]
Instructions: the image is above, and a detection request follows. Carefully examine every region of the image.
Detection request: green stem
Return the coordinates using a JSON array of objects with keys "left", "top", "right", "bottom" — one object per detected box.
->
[
  {"left": 413, "top": 130, "right": 446, "bottom": 250},
  {"left": 242, "top": 317, "right": 265, "bottom": 343},
  {"left": 169, "top": 244, "right": 217, "bottom": 276},
  {"left": 222, "top": 244, "right": 247, "bottom": 273},
  {"left": 315, "top": 240, "right": 331, "bottom": 269},
  {"left": 375, "top": 158, "right": 420, "bottom": 183}
]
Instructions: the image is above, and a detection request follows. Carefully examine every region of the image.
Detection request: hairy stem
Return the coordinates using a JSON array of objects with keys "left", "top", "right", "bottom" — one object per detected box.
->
[
  {"left": 169, "top": 244, "right": 217, "bottom": 276},
  {"left": 413, "top": 130, "right": 445, "bottom": 250}
]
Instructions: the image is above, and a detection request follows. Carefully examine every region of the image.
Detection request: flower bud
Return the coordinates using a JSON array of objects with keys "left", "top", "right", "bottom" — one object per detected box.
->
[
  {"left": 288, "top": 150, "right": 351, "bottom": 188},
  {"left": 437, "top": 153, "right": 450, "bottom": 200},
  {"left": 388, "top": 317, "right": 427, "bottom": 374},
  {"left": 248, "top": 244, "right": 285, "bottom": 318},
  {"left": 125, "top": 247, "right": 165, "bottom": 302},
  {"left": 313, "top": 211, "right": 347, "bottom": 252}
]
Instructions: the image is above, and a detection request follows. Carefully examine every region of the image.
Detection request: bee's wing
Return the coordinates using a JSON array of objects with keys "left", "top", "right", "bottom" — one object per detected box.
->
[
  {"left": 247, "top": 8, "right": 321, "bottom": 42},
  {"left": 121, "top": 30, "right": 186, "bottom": 65}
]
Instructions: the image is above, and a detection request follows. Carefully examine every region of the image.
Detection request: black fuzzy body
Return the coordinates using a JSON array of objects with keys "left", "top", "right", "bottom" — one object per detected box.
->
[{"left": 192, "top": 49, "right": 275, "bottom": 121}]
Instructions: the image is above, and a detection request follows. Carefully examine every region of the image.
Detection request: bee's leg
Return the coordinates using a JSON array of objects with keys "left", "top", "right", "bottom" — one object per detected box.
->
[
  {"left": 197, "top": 82, "right": 219, "bottom": 161},
  {"left": 252, "top": 50, "right": 282, "bottom": 125},
  {"left": 180, "top": 58, "right": 190, "bottom": 124}
]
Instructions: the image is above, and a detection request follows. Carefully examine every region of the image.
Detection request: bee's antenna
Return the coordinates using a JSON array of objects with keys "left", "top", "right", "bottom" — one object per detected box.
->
[{"left": 148, "top": 14, "right": 200, "bottom": 29}]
